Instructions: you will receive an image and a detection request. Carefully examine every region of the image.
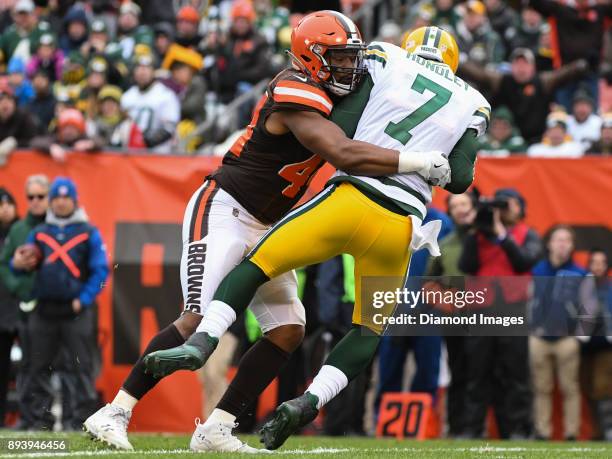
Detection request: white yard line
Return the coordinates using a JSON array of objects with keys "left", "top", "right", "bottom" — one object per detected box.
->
[{"left": 1, "top": 445, "right": 609, "bottom": 458}]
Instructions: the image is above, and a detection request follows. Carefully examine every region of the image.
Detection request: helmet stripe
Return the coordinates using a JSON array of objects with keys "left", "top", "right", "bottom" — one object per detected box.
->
[
  {"left": 433, "top": 28, "right": 442, "bottom": 48},
  {"left": 327, "top": 10, "right": 358, "bottom": 39},
  {"left": 424, "top": 26, "right": 432, "bottom": 46}
]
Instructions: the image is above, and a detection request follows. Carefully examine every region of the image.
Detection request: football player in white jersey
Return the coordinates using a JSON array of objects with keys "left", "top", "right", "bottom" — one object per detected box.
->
[{"left": 145, "top": 26, "right": 490, "bottom": 450}]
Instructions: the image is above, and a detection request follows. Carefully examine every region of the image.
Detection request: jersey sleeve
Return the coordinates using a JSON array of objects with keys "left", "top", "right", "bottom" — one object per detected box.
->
[
  {"left": 269, "top": 74, "right": 334, "bottom": 117},
  {"left": 363, "top": 41, "right": 405, "bottom": 83},
  {"left": 468, "top": 94, "right": 491, "bottom": 138}
]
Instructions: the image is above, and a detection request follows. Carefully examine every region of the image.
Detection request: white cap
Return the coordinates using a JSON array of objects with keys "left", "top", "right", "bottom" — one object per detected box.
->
[{"left": 14, "top": 0, "right": 35, "bottom": 13}]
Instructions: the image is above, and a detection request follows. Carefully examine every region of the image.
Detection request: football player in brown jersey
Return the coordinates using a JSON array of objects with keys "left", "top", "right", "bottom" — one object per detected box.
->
[{"left": 84, "top": 11, "right": 450, "bottom": 453}]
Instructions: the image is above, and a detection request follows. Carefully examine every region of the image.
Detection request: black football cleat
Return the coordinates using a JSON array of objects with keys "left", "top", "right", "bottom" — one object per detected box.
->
[
  {"left": 259, "top": 392, "right": 319, "bottom": 450},
  {"left": 143, "top": 332, "right": 218, "bottom": 378}
]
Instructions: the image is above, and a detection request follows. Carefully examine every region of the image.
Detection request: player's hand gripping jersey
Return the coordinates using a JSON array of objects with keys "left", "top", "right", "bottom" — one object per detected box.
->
[
  {"left": 211, "top": 69, "right": 336, "bottom": 225},
  {"left": 331, "top": 41, "right": 491, "bottom": 220}
]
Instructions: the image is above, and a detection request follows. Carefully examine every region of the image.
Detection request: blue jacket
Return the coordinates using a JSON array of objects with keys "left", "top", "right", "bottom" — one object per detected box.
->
[
  {"left": 531, "top": 258, "right": 588, "bottom": 338},
  {"left": 27, "top": 208, "right": 108, "bottom": 306}
]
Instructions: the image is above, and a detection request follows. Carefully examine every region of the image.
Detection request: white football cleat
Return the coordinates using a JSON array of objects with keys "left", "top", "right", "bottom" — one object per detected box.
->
[
  {"left": 190, "top": 418, "right": 267, "bottom": 453},
  {"left": 83, "top": 403, "right": 133, "bottom": 450}
]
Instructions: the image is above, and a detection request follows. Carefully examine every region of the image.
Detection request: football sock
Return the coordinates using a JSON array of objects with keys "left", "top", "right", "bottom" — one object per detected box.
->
[
  {"left": 324, "top": 326, "right": 380, "bottom": 380},
  {"left": 216, "top": 338, "right": 290, "bottom": 417},
  {"left": 112, "top": 390, "right": 138, "bottom": 412},
  {"left": 213, "top": 260, "right": 269, "bottom": 315},
  {"left": 122, "top": 324, "right": 185, "bottom": 399},
  {"left": 306, "top": 365, "right": 348, "bottom": 409},
  {"left": 204, "top": 408, "right": 236, "bottom": 426},
  {"left": 195, "top": 300, "right": 236, "bottom": 338}
]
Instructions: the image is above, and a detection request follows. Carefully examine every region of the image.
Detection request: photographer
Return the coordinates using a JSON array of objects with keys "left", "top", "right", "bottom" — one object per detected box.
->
[{"left": 458, "top": 188, "right": 542, "bottom": 439}]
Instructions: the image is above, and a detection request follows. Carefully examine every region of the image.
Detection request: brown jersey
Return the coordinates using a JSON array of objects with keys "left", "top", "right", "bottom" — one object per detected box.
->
[{"left": 211, "top": 69, "right": 334, "bottom": 225}]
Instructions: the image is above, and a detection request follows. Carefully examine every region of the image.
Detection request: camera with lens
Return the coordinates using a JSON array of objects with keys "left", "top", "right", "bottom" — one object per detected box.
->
[{"left": 474, "top": 196, "right": 509, "bottom": 235}]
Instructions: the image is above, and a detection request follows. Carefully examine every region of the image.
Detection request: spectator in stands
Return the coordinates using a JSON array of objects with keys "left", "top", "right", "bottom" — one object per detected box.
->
[
  {"left": 18, "top": 177, "right": 108, "bottom": 430},
  {"left": 460, "top": 48, "right": 588, "bottom": 143},
  {"left": 484, "top": 0, "right": 518, "bottom": 53},
  {"left": 376, "top": 21, "right": 402, "bottom": 46},
  {"left": 175, "top": 6, "right": 202, "bottom": 50},
  {"left": 0, "top": 174, "right": 49, "bottom": 430},
  {"left": 6, "top": 57, "right": 33, "bottom": 107},
  {"left": 31, "top": 108, "right": 103, "bottom": 162},
  {"left": 459, "top": 188, "right": 542, "bottom": 439},
  {"left": 0, "top": 0, "right": 47, "bottom": 65},
  {"left": 78, "top": 57, "right": 110, "bottom": 118},
  {"left": 528, "top": 0, "right": 611, "bottom": 111},
  {"left": 116, "top": 1, "right": 154, "bottom": 61},
  {"left": 26, "top": 33, "right": 64, "bottom": 83},
  {"left": 478, "top": 107, "right": 527, "bottom": 157},
  {"left": 587, "top": 113, "right": 612, "bottom": 155},
  {"left": 86, "top": 85, "right": 144, "bottom": 150},
  {"left": 528, "top": 111, "right": 585, "bottom": 158},
  {"left": 582, "top": 248, "right": 612, "bottom": 441},
  {"left": 207, "top": 0, "right": 275, "bottom": 104},
  {"left": 59, "top": 5, "right": 89, "bottom": 55},
  {"left": 430, "top": 0, "right": 461, "bottom": 32},
  {"left": 456, "top": 0, "right": 505, "bottom": 67},
  {"left": 80, "top": 19, "right": 110, "bottom": 60},
  {"left": 0, "top": 187, "right": 19, "bottom": 427},
  {"left": 161, "top": 44, "right": 207, "bottom": 124},
  {"left": 567, "top": 88, "right": 602, "bottom": 152},
  {"left": 425, "top": 192, "right": 477, "bottom": 437},
  {"left": 153, "top": 22, "right": 174, "bottom": 64},
  {"left": 530, "top": 225, "right": 586, "bottom": 441},
  {"left": 121, "top": 54, "right": 180, "bottom": 153},
  {"left": 504, "top": 6, "right": 542, "bottom": 57},
  {"left": 27, "top": 69, "right": 56, "bottom": 131},
  {"left": 0, "top": 82, "right": 37, "bottom": 165},
  {"left": 254, "top": 0, "right": 290, "bottom": 51}
]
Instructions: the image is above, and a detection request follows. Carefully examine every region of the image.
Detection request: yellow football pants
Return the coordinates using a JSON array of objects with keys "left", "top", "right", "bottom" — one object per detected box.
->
[{"left": 250, "top": 183, "right": 413, "bottom": 334}]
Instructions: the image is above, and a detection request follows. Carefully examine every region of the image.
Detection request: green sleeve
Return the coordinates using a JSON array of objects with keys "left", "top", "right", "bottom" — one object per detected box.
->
[
  {"left": 0, "top": 225, "right": 20, "bottom": 295},
  {"left": 328, "top": 74, "right": 374, "bottom": 138},
  {"left": 445, "top": 128, "right": 479, "bottom": 194}
]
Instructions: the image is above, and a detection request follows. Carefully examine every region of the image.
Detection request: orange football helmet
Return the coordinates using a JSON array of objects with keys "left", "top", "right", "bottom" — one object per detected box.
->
[{"left": 289, "top": 10, "right": 366, "bottom": 96}]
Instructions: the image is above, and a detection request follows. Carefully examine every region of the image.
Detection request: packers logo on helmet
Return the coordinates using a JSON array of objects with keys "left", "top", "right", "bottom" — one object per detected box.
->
[{"left": 402, "top": 26, "right": 459, "bottom": 72}]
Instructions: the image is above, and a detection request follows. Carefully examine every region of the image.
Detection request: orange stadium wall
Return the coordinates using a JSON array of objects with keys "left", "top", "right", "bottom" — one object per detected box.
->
[{"left": 1, "top": 152, "right": 611, "bottom": 433}]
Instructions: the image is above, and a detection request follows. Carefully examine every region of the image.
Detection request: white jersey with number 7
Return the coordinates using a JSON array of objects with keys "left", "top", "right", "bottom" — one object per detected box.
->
[{"left": 334, "top": 41, "right": 491, "bottom": 218}]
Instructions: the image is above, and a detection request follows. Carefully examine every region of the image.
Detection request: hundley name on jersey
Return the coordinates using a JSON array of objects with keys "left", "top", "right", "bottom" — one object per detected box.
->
[{"left": 406, "top": 52, "right": 470, "bottom": 91}]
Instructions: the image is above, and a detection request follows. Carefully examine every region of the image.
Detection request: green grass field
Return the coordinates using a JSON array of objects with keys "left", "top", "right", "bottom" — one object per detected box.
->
[{"left": 1, "top": 432, "right": 611, "bottom": 458}]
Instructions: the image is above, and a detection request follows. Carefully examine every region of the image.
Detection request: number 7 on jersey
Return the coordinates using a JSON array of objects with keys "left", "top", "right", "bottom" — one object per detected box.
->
[{"left": 384, "top": 74, "right": 452, "bottom": 145}]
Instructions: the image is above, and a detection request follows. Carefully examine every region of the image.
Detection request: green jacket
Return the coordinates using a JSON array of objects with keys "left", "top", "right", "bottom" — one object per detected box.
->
[
  {"left": 0, "top": 21, "right": 51, "bottom": 65},
  {"left": 478, "top": 131, "right": 527, "bottom": 156},
  {"left": 0, "top": 212, "right": 45, "bottom": 301}
]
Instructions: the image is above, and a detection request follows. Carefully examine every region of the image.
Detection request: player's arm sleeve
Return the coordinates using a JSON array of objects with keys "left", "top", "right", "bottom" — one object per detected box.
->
[
  {"left": 362, "top": 42, "right": 390, "bottom": 81},
  {"left": 79, "top": 228, "right": 109, "bottom": 307},
  {"left": 270, "top": 79, "right": 334, "bottom": 117},
  {"left": 444, "top": 128, "right": 480, "bottom": 194},
  {"left": 328, "top": 74, "right": 373, "bottom": 138}
]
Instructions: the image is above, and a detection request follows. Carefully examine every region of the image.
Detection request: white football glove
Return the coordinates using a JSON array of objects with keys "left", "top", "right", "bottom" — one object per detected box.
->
[{"left": 398, "top": 150, "right": 451, "bottom": 187}]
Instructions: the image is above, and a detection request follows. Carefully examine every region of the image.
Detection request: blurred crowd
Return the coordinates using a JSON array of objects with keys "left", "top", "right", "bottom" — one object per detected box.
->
[{"left": 0, "top": 0, "right": 610, "bottom": 160}]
